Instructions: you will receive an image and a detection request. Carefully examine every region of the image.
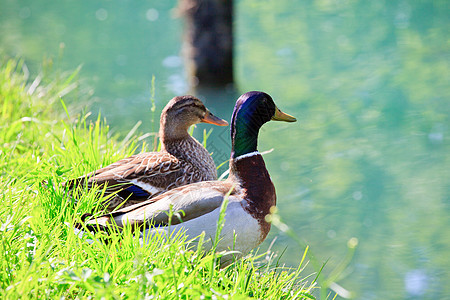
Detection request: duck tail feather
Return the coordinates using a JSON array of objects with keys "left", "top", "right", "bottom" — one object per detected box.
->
[{"left": 74, "top": 214, "right": 118, "bottom": 245}]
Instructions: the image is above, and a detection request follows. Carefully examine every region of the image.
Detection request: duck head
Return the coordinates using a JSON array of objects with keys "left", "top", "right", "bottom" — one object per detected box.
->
[
  {"left": 160, "top": 95, "right": 228, "bottom": 141},
  {"left": 231, "top": 91, "right": 296, "bottom": 158}
]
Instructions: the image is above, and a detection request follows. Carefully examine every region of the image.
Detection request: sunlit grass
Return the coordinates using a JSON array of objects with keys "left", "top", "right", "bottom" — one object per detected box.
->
[{"left": 0, "top": 58, "right": 320, "bottom": 299}]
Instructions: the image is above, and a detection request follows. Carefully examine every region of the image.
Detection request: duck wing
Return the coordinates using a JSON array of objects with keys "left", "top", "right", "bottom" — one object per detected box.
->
[
  {"left": 84, "top": 180, "right": 237, "bottom": 229},
  {"left": 67, "top": 152, "right": 182, "bottom": 200}
]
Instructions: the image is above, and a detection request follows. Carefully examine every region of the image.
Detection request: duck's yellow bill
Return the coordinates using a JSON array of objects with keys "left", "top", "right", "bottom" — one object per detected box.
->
[
  {"left": 271, "top": 107, "right": 297, "bottom": 122},
  {"left": 201, "top": 111, "right": 229, "bottom": 126}
]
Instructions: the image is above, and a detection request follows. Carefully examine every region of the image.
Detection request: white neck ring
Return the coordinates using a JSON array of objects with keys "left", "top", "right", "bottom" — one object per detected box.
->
[{"left": 234, "top": 151, "right": 260, "bottom": 161}]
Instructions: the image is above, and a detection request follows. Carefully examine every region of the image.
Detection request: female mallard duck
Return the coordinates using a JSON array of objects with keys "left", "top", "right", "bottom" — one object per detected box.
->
[
  {"left": 79, "top": 91, "right": 296, "bottom": 263},
  {"left": 67, "top": 95, "right": 228, "bottom": 211}
]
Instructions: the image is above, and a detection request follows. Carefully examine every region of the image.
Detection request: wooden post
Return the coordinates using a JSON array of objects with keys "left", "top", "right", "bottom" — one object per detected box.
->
[{"left": 178, "top": 0, "right": 234, "bottom": 88}]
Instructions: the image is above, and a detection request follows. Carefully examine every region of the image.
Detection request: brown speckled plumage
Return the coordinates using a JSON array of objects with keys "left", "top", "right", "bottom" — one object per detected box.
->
[{"left": 66, "top": 95, "right": 227, "bottom": 211}]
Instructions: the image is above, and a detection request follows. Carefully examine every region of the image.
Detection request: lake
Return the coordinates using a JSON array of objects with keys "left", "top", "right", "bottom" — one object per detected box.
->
[{"left": 1, "top": 0, "right": 448, "bottom": 298}]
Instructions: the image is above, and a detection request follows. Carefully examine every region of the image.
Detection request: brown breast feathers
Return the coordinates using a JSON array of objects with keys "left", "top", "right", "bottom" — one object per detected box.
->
[{"left": 230, "top": 154, "right": 276, "bottom": 241}]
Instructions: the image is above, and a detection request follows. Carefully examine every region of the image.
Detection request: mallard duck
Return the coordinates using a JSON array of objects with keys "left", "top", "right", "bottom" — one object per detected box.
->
[
  {"left": 67, "top": 95, "right": 228, "bottom": 211},
  {"left": 79, "top": 91, "right": 296, "bottom": 263}
]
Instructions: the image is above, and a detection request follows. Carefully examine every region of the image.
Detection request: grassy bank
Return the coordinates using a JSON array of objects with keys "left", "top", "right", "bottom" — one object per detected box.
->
[{"left": 0, "top": 58, "right": 318, "bottom": 299}]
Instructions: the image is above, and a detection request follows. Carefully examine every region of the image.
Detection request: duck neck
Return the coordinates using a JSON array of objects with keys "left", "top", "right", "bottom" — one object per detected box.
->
[
  {"left": 159, "top": 118, "right": 217, "bottom": 179},
  {"left": 229, "top": 103, "right": 271, "bottom": 192},
  {"left": 159, "top": 116, "right": 190, "bottom": 151},
  {"left": 230, "top": 109, "right": 263, "bottom": 159},
  {"left": 232, "top": 124, "right": 259, "bottom": 159}
]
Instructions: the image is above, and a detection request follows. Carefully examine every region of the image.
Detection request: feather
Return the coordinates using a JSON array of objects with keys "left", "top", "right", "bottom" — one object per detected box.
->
[{"left": 65, "top": 95, "right": 228, "bottom": 211}]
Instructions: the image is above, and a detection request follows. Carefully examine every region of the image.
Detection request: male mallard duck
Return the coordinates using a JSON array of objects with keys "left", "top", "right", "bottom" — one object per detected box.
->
[
  {"left": 67, "top": 95, "right": 228, "bottom": 211},
  {"left": 80, "top": 91, "right": 296, "bottom": 262}
]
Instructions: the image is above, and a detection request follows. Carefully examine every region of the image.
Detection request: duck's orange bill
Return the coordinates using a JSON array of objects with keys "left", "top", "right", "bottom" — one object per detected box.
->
[
  {"left": 271, "top": 107, "right": 297, "bottom": 122},
  {"left": 202, "top": 111, "right": 229, "bottom": 126}
]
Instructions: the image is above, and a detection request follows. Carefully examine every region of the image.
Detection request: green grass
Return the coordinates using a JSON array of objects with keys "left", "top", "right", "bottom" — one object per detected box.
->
[{"left": 0, "top": 58, "right": 318, "bottom": 299}]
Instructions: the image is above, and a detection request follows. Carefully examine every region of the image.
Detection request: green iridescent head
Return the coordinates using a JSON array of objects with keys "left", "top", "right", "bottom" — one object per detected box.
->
[{"left": 230, "top": 91, "right": 296, "bottom": 158}]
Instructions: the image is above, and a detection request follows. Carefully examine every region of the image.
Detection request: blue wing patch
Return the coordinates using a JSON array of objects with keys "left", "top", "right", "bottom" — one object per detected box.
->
[{"left": 124, "top": 185, "right": 151, "bottom": 198}]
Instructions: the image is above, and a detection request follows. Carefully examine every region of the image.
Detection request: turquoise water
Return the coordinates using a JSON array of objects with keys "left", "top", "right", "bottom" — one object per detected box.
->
[{"left": 1, "top": 0, "right": 449, "bottom": 298}]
